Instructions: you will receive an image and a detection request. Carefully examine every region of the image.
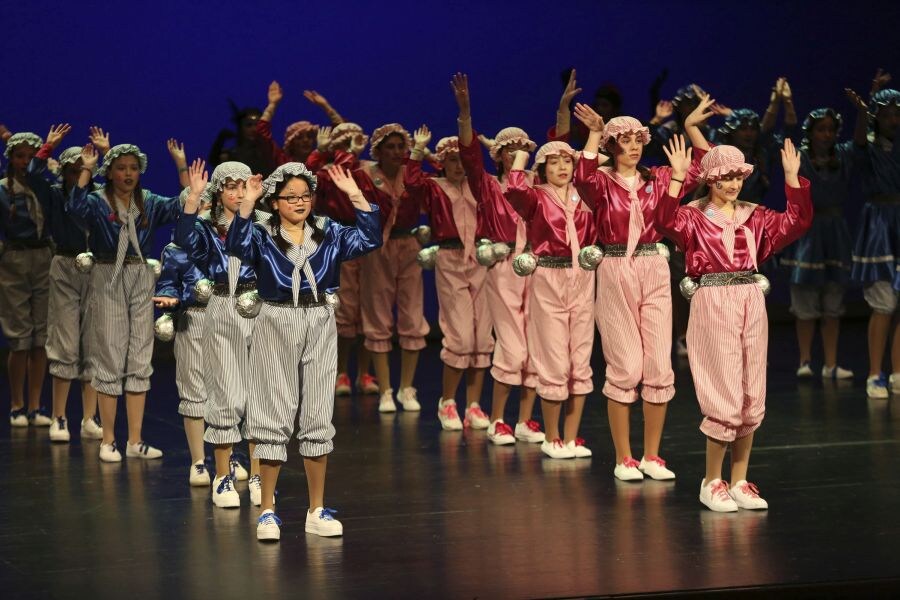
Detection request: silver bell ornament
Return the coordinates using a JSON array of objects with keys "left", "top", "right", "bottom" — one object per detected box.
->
[
  {"left": 75, "top": 252, "right": 95, "bottom": 274},
  {"left": 413, "top": 225, "right": 432, "bottom": 246},
  {"left": 679, "top": 277, "right": 699, "bottom": 301},
  {"left": 154, "top": 314, "right": 175, "bottom": 342},
  {"left": 476, "top": 243, "right": 497, "bottom": 267},
  {"left": 194, "top": 279, "right": 213, "bottom": 304},
  {"left": 146, "top": 258, "right": 162, "bottom": 280},
  {"left": 655, "top": 242, "right": 671, "bottom": 261},
  {"left": 416, "top": 246, "right": 439, "bottom": 270},
  {"left": 325, "top": 292, "right": 341, "bottom": 310},
  {"left": 491, "top": 242, "right": 511, "bottom": 262},
  {"left": 235, "top": 290, "right": 262, "bottom": 319},
  {"left": 578, "top": 245, "right": 604, "bottom": 271},
  {"left": 512, "top": 253, "right": 537, "bottom": 277},
  {"left": 753, "top": 273, "right": 771, "bottom": 296}
]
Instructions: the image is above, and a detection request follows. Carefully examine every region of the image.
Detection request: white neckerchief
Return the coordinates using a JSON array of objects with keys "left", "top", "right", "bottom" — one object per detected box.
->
[
  {"left": 281, "top": 222, "right": 320, "bottom": 305},
  {"left": 111, "top": 194, "right": 143, "bottom": 282},
  {"left": 689, "top": 199, "right": 759, "bottom": 271}
]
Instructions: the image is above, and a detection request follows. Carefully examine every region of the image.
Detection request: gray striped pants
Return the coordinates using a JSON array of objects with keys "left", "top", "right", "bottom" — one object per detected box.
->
[
  {"left": 46, "top": 256, "right": 93, "bottom": 381},
  {"left": 247, "top": 304, "right": 337, "bottom": 463},
  {"left": 202, "top": 294, "right": 255, "bottom": 445},
  {"left": 88, "top": 263, "right": 154, "bottom": 396},
  {"left": 0, "top": 247, "right": 50, "bottom": 351},
  {"left": 175, "top": 308, "right": 207, "bottom": 417}
]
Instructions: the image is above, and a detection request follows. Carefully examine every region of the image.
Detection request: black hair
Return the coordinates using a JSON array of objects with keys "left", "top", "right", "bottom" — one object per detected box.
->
[{"left": 602, "top": 137, "right": 656, "bottom": 182}]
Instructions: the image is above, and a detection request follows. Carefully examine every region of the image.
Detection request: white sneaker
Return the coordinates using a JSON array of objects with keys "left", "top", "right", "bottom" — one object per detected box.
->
[
  {"left": 796, "top": 362, "right": 813, "bottom": 377},
  {"left": 397, "top": 387, "right": 422, "bottom": 411},
  {"left": 890, "top": 373, "right": 900, "bottom": 395},
  {"left": 437, "top": 398, "right": 463, "bottom": 430},
  {"left": 541, "top": 438, "right": 575, "bottom": 459},
  {"left": 464, "top": 402, "right": 490, "bottom": 429},
  {"left": 99, "top": 442, "right": 122, "bottom": 463},
  {"left": 566, "top": 438, "right": 592, "bottom": 458},
  {"left": 614, "top": 457, "right": 644, "bottom": 481},
  {"left": 9, "top": 408, "right": 28, "bottom": 427},
  {"left": 212, "top": 474, "right": 240, "bottom": 508},
  {"left": 487, "top": 420, "right": 515, "bottom": 445},
  {"left": 230, "top": 454, "right": 249, "bottom": 481},
  {"left": 699, "top": 478, "right": 739, "bottom": 512},
  {"left": 49, "top": 417, "right": 71, "bottom": 443},
  {"left": 639, "top": 455, "right": 676, "bottom": 480},
  {"left": 305, "top": 507, "right": 343, "bottom": 537},
  {"left": 867, "top": 374, "right": 889, "bottom": 399},
  {"left": 821, "top": 365, "right": 853, "bottom": 380},
  {"left": 189, "top": 462, "right": 211, "bottom": 487},
  {"left": 378, "top": 388, "right": 397, "bottom": 413},
  {"left": 249, "top": 474, "right": 262, "bottom": 506},
  {"left": 28, "top": 409, "right": 53, "bottom": 427},
  {"left": 257, "top": 510, "right": 282, "bottom": 541},
  {"left": 81, "top": 416, "right": 104, "bottom": 440},
  {"left": 729, "top": 480, "right": 769, "bottom": 510},
  {"left": 515, "top": 420, "right": 546, "bottom": 443},
  {"left": 126, "top": 441, "right": 163, "bottom": 460}
]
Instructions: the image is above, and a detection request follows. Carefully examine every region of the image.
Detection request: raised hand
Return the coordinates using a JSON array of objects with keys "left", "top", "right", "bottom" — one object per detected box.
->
[
  {"left": 80, "top": 143, "right": 99, "bottom": 169},
  {"left": 0, "top": 123, "right": 10, "bottom": 142},
  {"left": 781, "top": 78, "right": 792, "bottom": 101},
  {"left": 413, "top": 125, "right": 432, "bottom": 149},
  {"left": 511, "top": 149, "right": 530, "bottom": 171},
  {"left": 559, "top": 68, "right": 582, "bottom": 109},
  {"left": 684, "top": 92, "right": 717, "bottom": 128},
  {"left": 327, "top": 165, "right": 362, "bottom": 197},
  {"left": 317, "top": 126, "right": 332, "bottom": 151},
  {"left": 845, "top": 88, "right": 867, "bottom": 111},
  {"left": 662, "top": 134, "right": 692, "bottom": 178},
  {"left": 188, "top": 158, "right": 208, "bottom": 196},
  {"left": 303, "top": 90, "right": 329, "bottom": 108},
  {"left": 573, "top": 102, "right": 605, "bottom": 132},
  {"left": 167, "top": 138, "right": 186, "bottom": 164},
  {"left": 872, "top": 68, "right": 892, "bottom": 93},
  {"left": 245, "top": 174, "right": 264, "bottom": 202},
  {"left": 451, "top": 72, "right": 471, "bottom": 116},
  {"left": 268, "top": 81, "right": 283, "bottom": 105},
  {"left": 654, "top": 100, "right": 674, "bottom": 122},
  {"left": 781, "top": 137, "right": 801, "bottom": 185},
  {"left": 477, "top": 134, "right": 494, "bottom": 150},
  {"left": 46, "top": 123, "right": 72, "bottom": 148},
  {"left": 770, "top": 77, "right": 785, "bottom": 103},
  {"left": 88, "top": 126, "right": 110, "bottom": 154}
]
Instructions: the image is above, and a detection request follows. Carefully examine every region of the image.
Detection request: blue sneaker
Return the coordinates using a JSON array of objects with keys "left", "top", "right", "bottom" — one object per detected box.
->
[
  {"left": 305, "top": 507, "right": 343, "bottom": 537},
  {"left": 867, "top": 373, "right": 889, "bottom": 399},
  {"left": 257, "top": 510, "right": 282, "bottom": 541},
  {"left": 9, "top": 407, "right": 28, "bottom": 427}
]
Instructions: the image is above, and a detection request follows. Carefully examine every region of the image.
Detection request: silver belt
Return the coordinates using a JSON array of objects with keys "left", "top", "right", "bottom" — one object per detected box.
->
[{"left": 698, "top": 271, "right": 756, "bottom": 287}]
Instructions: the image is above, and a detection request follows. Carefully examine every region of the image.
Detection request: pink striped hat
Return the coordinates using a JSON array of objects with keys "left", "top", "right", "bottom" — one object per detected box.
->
[
  {"left": 699, "top": 145, "right": 754, "bottom": 182},
  {"left": 434, "top": 136, "right": 460, "bottom": 162},
  {"left": 283, "top": 121, "right": 317, "bottom": 147},
  {"left": 603, "top": 116, "right": 650, "bottom": 146},
  {"left": 533, "top": 141, "right": 577, "bottom": 167}
]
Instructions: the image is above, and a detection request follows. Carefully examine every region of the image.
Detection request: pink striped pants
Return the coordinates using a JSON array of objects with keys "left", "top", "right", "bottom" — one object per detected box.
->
[
  {"left": 596, "top": 256, "right": 674, "bottom": 404},
  {"left": 435, "top": 249, "right": 494, "bottom": 369},
  {"left": 335, "top": 259, "right": 361, "bottom": 338},
  {"left": 686, "top": 284, "right": 768, "bottom": 442},
  {"left": 527, "top": 266, "right": 595, "bottom": 401},
  {"left": 485, "top": 257, "right": 537, "bottom": 387},
  {"left": 360, "top": 237, "right": 429, "bottom": 353}
]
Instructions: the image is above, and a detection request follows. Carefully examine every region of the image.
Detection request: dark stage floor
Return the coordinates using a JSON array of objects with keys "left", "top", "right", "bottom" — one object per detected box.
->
[{"left": 2, "top": 321, "right": 899, "bottom": 599}]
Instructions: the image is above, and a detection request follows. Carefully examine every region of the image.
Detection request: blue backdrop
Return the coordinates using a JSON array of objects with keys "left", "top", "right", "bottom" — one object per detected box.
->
[{"left": 3, "top": 0, "right": 898, "bottom": 329}]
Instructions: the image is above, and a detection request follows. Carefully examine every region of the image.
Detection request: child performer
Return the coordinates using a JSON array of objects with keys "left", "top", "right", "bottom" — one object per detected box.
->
[
  {"left": 224, "top": 162, "right": 380, "bottom": 541},
  {"left": 451, "top": 73, "right": 545, "bottom": 444},
  {"left": 655, "top": 137, "right": 811, "bottom": 512},
  {"left": 405, "top": 126, "right": 493, "bottom": 431},
  {"left": 572, "top": 98, "right": 710, "bottom": 481},
  {"left": 175, "top": 161, "right": 262, "bottom": 506},
  {"left": 69, "top": 142, "right": 186, "bottom": 462},
  {"left": 505, "top": 142, "right": 597, "bottom": 459},
  {"left": 1, "top": 130, "right": 54, "bottom": 428}
]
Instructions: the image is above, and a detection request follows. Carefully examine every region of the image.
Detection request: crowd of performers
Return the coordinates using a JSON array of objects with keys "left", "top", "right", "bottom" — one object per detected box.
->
[{"left": 1, "top": 66, "right": 899, "bottom": 541}]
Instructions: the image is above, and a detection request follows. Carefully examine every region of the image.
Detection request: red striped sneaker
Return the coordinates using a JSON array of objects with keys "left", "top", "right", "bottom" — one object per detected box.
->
[{"left": 335, "top": 373, "right": 351, "bottom": 396}]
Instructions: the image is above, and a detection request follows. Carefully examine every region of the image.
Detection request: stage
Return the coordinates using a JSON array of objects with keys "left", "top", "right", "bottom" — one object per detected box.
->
[{"left": 2, "top": 321, "right": 899, "bottom": 599}]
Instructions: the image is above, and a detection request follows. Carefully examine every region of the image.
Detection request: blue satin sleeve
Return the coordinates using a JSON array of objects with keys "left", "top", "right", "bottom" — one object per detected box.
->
[
  {"left": 156, "top": 244, "right": 183, "bottom": 299},
  {"left": 175, "top": 211, "right": 211, "bottom": 268},
  {"left": 226, "top": 213, "right": 261, "bottom": 265},
  {"left": 145, "top": 191, "right": 182, "bottom": 227},
  {"left": 331, "top": 206, "right": 382, "bottom": 260}
]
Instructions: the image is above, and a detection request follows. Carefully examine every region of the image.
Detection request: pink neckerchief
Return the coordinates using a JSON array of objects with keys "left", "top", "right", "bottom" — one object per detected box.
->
[
  {"left": 368, "top": 163, "right": 405, "bottom": 243},
  {"left": 600, "top": 167, "right": 645, "bottom": 258},
  {"left": 499, "top": 173, "right": 528, "bottom": 253},
  {"left": 688, "top": 199, "right": 759, "bottom": 271},
  {"left": 434, "top": 177, "right": 477, "bottom": 261},
  {"left": 537, "top": 182, "right": 582, "bottom": 266}
]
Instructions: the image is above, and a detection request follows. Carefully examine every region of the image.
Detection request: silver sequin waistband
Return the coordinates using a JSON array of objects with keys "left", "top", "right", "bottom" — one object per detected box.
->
[
  {"left": 604, "top": 243, "right": 662, "bottom": 258},
  {"left": 698, "top": 271, "right": 756, "bottom": 287}
]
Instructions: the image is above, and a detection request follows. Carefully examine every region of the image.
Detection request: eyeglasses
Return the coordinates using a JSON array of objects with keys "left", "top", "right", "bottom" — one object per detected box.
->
[{"left": 276, "top": 193, "right": 313, "bottom": 204}]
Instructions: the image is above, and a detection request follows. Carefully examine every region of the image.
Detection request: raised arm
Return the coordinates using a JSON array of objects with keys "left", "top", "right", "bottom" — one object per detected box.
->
[
  {"left": 167, "top": 138, "right": 190, "bottom": 188},
  {"left": 327, "top": 165, "right": 380, "bottom": 259},
  {"left": 28, "top": 123, "right": 71, "bottom": 188},
  {"left": 503, "top": 150, "right": 540, "bottom": 220},
  {"left": 555, "top": 68, "right": 582, "bottom": 140},
  {"left": 68, "top": 144, "right": 100, "bottom": 221},
  {"left": 683, "top": 92, "right": 715, "bottom": 152},
  {"left": 304, "top": 90, "right": 344, "bottom": 126},
  {"left": 88, "top": 126, "right": 111, "bottom": 156},
  {"left": 845, "top": 88, "right": 870, "bottom": 147},
  {"left": 451, "top": 72, "right": 473, "bottom": 146},
  {"left": 763, "top": 139, "right": 813, "bottom": 253},
  {"left": 227, "top": 173, "right": 265, "bottom": 263}
]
